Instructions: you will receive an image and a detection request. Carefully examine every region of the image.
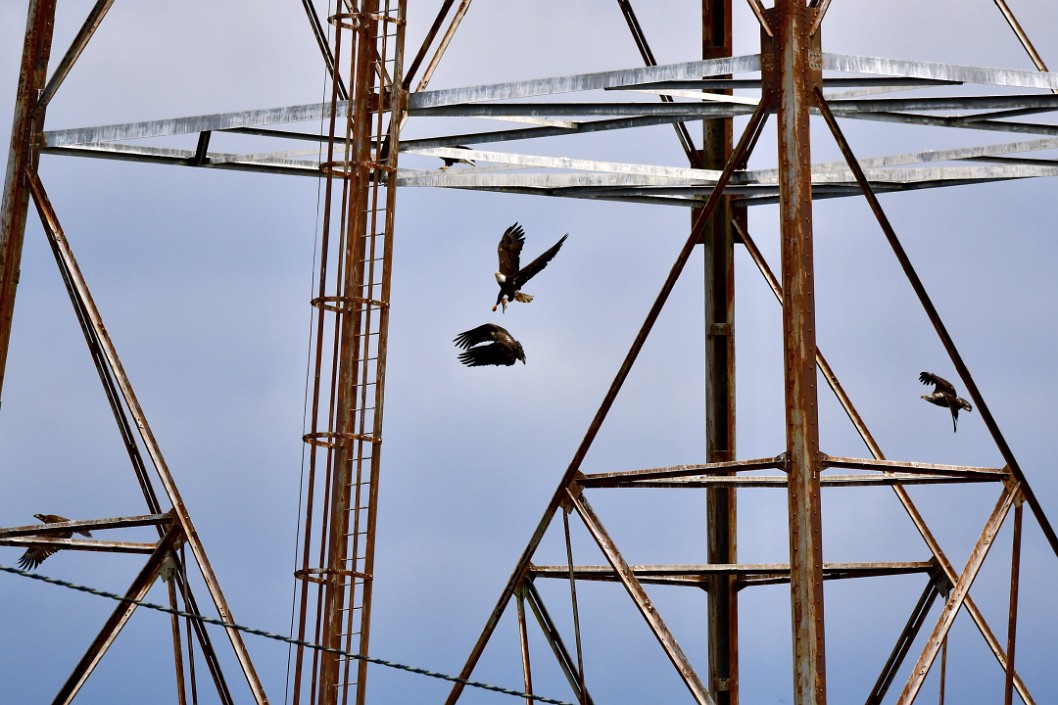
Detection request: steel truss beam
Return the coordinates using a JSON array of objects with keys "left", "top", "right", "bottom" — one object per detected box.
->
[
  {"left": 29, "top": 48, "right": 1058, "bottom": 208},
  {"left": 520, "top": 579, "right": 595, "bottom": 705},
  {"left": 442, "top": 5, "right": 1058, "bottom": 705},
  {"left": 24, "top": 168, "right": 269, "bottom": 703},
  {"left": 7, "top": 3, "right": 1058, "bottom": 705}
]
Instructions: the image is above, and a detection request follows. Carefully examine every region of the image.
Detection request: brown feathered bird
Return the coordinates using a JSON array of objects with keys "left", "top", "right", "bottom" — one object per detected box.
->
[
  {"left": 919, "top": 371, "right": 973, "bottom": 432},
  {"left": 493, "top": 223, "right": 567, "bottom": 312},
  {"left": 454, "top": 324, "right": 526, "bottom": 367},
  {"left": 439, "top": 145, "right": 476, "bottom": 170},
  {"left": 17, "top": 514, "right": 92, "bottom": 571}
]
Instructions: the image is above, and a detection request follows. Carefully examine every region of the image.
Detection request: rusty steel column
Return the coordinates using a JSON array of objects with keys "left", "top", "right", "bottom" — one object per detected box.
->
[
  {"left": 0, "top": 0, "right": 57, "bottom": 405},
  {"left": 700, "top": 2, "right": 739, "bottom": 703},
  {"left": 765, "top": 2, "right": 826, "bottom": 704}
]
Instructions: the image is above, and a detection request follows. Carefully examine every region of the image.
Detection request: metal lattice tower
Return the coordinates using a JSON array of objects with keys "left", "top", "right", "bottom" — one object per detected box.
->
[{"left": 4, "top": 2, "right": 1058, "bottom": 705}]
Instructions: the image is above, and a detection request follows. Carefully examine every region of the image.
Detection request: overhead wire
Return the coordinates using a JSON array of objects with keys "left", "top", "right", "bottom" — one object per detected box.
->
[
  {"left": 284, "top": 0, "right": 335, "bottom": 700},
  {"left": 0, "top": 563, "right": 574, "bottom": 705}
]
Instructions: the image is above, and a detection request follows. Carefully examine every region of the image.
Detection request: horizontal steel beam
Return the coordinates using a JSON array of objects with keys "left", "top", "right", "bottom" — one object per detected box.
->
[
  {"left": 409, "top": 54, "right": 762, "bottom": 109},
  {"left": 823, "top": 53, "right": 1058, "bottom": 90},
  {"left": 583, "top": 473, "right": 1003, "bottom": 489},
  {"left": 529, "top": 561, "right": 935, "bottom": 585},
  {"left": 820, "top": 455, "right": 1008, "bottom": 478},
  {"left": 0, "top": 513, "right": 171, "bottom": 537},
  {"left": 44, "top": 102, "right": 349, "bottom": 147},
  {"left": 577, "top": 456, "right": 784, "bottom": 483},
  {"left": 0, "top": 537, "right": 158, "bottom": 554}
]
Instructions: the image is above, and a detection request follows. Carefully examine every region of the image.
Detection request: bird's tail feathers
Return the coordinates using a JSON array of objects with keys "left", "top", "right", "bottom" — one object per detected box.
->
[{"left": 514, "top": 291, "right": 533, "bottom": 303}]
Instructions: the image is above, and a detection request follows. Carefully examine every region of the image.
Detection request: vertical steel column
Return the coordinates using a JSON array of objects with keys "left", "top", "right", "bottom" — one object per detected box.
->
[
  {"left": 767, "top": 2, "right": 826, "bottom": 703},
  {"left": 0, "top": 0, "right": 56, "bottom": 404},
  {"left": 700, "top": 2, "right": 739, "bottom": 704}
]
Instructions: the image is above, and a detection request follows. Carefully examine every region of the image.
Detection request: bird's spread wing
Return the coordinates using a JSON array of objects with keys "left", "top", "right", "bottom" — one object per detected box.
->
[
  {"left": 453, "top": 323, "right": 504, "bottom": 350},
  {"left": 497, "top": 223, "right": 525, "bottom": 277},
  {"left": 18, "top": 546, "right": 56, "bottom": 571},
  {"left": 513, "top": 234, "right": 567, "bottom": 288},
  {"left": 459, "top": 344, "right": 511, "bottom": 367},
  {"left": 919, "top": 371, "right": 956, "bottom": 396},
  {"left": 454, "top": 324, "right": 521, "bottom": 366}
]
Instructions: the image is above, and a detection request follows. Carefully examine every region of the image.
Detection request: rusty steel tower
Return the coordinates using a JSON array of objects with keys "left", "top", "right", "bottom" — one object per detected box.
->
[
  {"left": 4, "top": 2, "right": 1058, "bottom": 705},
  {"left": 400, "top": 3, "right": 1058, "bottom": 705}
]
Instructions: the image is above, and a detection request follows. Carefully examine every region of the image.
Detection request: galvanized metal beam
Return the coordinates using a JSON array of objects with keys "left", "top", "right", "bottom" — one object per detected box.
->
[
  {"left": 43, "top": 102, "right": 348, "bottom": 147},
  {"left": 409, "top": 54, "right": 762, "bottom": 109},
  {"left": 821, "top": 53, "right": 1058, "bottom": 90}
]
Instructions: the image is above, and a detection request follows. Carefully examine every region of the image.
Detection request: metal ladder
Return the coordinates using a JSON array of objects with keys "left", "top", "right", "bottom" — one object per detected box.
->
[{"left": 291, "top": 2, "right": 406, "bottom": 704}]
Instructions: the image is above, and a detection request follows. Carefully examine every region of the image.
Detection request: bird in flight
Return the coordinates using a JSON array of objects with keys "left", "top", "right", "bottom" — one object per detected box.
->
[
  {"left": 493, "top": 223, "right": 568, "bottom": 313},
  {"left": 17, "top": 513, "right": 92, "bottom": 570},
  {"left": 919, "top": 371, "right": 973, "bottom": 432},
  {"left": 454, "top": 323, "right": 526, "bottom": 367}
]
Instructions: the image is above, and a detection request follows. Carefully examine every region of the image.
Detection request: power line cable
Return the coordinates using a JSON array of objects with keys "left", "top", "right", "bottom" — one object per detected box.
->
[{"left": 0, "top": 563, "right": 573, "bottom": 705}]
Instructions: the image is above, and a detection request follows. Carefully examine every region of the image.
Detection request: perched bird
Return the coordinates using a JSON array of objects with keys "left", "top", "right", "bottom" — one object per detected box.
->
[
  {"left": 17, "top": 513, "right": 91, "bottom": 571},
  {"left": 439, "top": 146, "right": 476, "bottom": 170},
  {"left": 454, "top": 323, "right": 526, "bottom": 367},
  {"left": 493, "top": 223, "right": 568, "bottom": 312},
  {"left": 919, "top": 371, "right": 973, "bottom": 432}
]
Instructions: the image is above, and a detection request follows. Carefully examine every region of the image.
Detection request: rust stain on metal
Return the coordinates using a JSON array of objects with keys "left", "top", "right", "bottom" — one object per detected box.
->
[{"left": 0, "top": 0, "right": 57, "bottom": 405}]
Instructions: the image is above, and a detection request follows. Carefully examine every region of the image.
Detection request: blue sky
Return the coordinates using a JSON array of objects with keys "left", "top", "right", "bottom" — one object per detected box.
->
[{"left": 2, "top": 2, "right": 1058, "bottom": 704}]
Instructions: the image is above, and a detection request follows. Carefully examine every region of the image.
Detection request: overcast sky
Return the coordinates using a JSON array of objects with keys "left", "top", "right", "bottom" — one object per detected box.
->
[{"left": 2, "top": 2, "right": 1058, "bottom": 704}]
